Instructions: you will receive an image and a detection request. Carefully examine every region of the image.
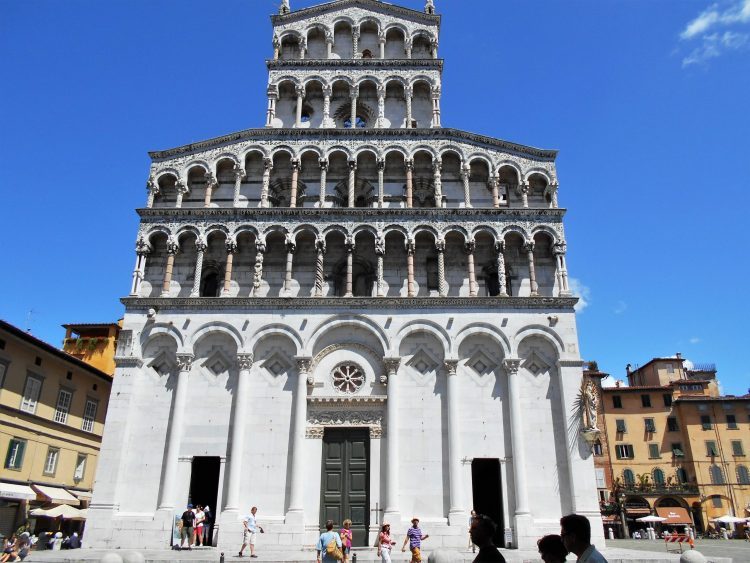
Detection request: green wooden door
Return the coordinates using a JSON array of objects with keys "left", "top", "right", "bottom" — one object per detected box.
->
[{"left": 320, "top": 428, "right": 370, "bottom": 547}]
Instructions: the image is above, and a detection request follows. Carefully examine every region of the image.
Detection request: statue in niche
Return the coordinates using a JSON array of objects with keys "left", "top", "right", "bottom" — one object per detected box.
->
[{"left": 582, "top": 380, "right": 599, "bottom": 431}]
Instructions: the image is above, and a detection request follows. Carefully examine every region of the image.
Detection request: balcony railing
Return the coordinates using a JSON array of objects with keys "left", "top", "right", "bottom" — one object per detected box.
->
[{"left": 619, "top": 483, "right": 699, "bottom": 495}]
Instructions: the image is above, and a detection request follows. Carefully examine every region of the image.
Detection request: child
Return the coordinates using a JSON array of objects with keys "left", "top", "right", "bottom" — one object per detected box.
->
[{"left": 340, "top": 519, "right": 353, "bottom": 562}]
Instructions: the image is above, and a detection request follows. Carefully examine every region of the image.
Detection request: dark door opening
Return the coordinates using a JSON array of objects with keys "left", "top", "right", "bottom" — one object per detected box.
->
[
  {"left": 471, "top": 458, "right": 504, "bottom": 546},
  {"left": 189, "top": 456, "right": 220, "bottom": 546},
  {"left": 320, "top": 428, "right": 370, "bottom": 547}
]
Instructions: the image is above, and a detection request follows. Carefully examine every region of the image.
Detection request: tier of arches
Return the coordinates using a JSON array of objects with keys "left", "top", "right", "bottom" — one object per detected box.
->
[
  {"left": 131, "top": 226, "right": 570, "bottom": 299},
  {"left": 267, "top": 76, "right": 439, "bottom": 129},
  {"left": 148, "top": 148, "right": 557, "bottom": 210},
  {"left": 274, "top": 19, "right": 438, "bottom": 61}
]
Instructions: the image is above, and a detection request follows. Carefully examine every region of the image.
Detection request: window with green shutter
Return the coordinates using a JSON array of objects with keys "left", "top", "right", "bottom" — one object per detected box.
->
[
  {"left": 731, "top": 440, "right": 744, "bottom": 456},
  {"left": 4, "top": 438, "right": 26, "bottom": 470},
  {"left": 616, "top": 419, "right": 627, "bottom": 433},
  {"left": 706, "top": 441, "right": 718, "bottom": 456},
  {"left": 648, "top": 443, "right": 660, "bottom": 458}
]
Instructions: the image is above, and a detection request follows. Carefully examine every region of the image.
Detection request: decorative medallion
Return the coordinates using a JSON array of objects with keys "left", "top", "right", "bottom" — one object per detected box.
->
[{"left": 332, "top": 363, "right": 365, "bottom": 394}]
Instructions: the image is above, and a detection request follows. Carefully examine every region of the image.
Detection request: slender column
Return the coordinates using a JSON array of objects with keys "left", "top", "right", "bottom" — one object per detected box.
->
[
  {"left": 146, "top": 177, "right": 159, "bottom": 208},
  {"left": 465, "top": 240, "right": 477, "bottom": 297},
  {"left": 348, "top": 160, "right": 356, "bottom": 207},
  {"left": 503, "top": 359, "right": 530, "bottom": 516},
  {"left": 460, "top": 165, "right": 472, "bottom": 208},
  {"left": 225, "top": 353, "right": 254, "bottom": 511},
  {"left": 232, "top": 166, "right": 246, "bottom": 207},
  {"left": 294, "top": 85, "right": 305, "bottom": 128},
  {"left": 284, "top": 235, "right": 296, "bottom": 296},
  {"left": 546, "top": 183, "right": 559, "bottom": 208},
  {"left": 432, "top": 160, "right": 442, "bottom": 207},
  {"left": 375, "top": 235, "right": 385, "bottom": 297},
  {"left": 445, "top": 360, "right": 464, "bottom": 522},
  {"left": 405, "top": 38, "right": 412, "bottom": 59},
  {"left": 436, "top": 238, "right": 447, "bottom": 297},
  {"left": 318, "top": 159, "right": 328, "bottom": 206},
  {"left": 314, "top": 237, "right": 326, "bottom": 297},
  {"left": 525, "top": 241, "right": 538, "bottom": 296},
  {"left": 222, "top": 238, "right": 237, "bottom": 296},
  {"left": 131, "top": 240, "right": 151, "bottom": 296},
  {"left": 161, "top": 237, "right": 179, "bottom": 297},
  {"left": 554, "top": 242, "right": 570, "bottom": 296},
  {"left": 430, "top": 38, "right": 439, "bottom": 59},
  {"left": 379, "top": 32, "right": 386, "bottom": 59},
  {"left": 495, "top": 240, "right": 508, "bottom": 297},
  {"left": 344, "top": 237, "right": 355, "bottom": 297},
  {"left": 175, "top": 180, "right": 188, "bottom": 208},
  {"left": 352, "top": 28, "right": 360, "bottom": 58},
  {"left": 299, "top": 38, "right": 307, "bottom": 60},
  {"left": 200, "top": 174, "right": 214, "bottom": 209},
  {"left": 158, "top": 353, "right": 193, "bottom": 510},
  {"left": 405, "top": 159, "right": 414, "bottom": 208},
  {"left": 266, "top": 86, "right": 278, "bottom": 127},
  {"left": 383, "top": 357, "right": 401, "bottom": 521},
  {"left": 406, "top": 238, "right": 416, "bottom": 297},
  {"left": 405, "top": 86, "right": 413, "bottom": 128},
  {"left": 431, "top": 85, "right": 441, "bottom": 128},
  {"left": 519, "top": 183, "right": 530, "bottom": 208},
  {"left": 252, "top": 241, "right": 266, "bottom": 296},
  {"left": 190, "top": 236, "right": 208, "bottom": 297},
  {"left": 289, "top": 159, "right": 300, "bottom": 208},
  {"left": 376, "top": 85, "right": 386, "bottom": 128},
  {"left": 287, "top": 357, "right": 311, "bottom": 518},
  {"left": 490, "top": 176, "right": 500, "bottom": 208},
  {"left": 325, "top": 33, "right": 334, "bottom": 58},
  {"left": 321, "top": 85, "right": 334, "bottom": 128},
  {"left": 261, "top": 158, "right": 272, "bottom": 208},
  {"left": 349, "top": 88, "right": 358, "bottom": 128},
  {"left": 272, "top": 36, "right": 280, "bottom": 60},
  {"left": 377, "top": 159, "right": 385, "bottom": 207}
]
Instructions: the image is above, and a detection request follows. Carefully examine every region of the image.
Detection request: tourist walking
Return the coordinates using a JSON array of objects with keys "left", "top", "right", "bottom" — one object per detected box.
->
[
  {"left": 194, "top": 505, "right": 205, "bottom": 546},
  {"left": 469, "top": 515, "right": 505, "bottom": 562},
  {"left": 537, "top": 534, "right": 568, "bottom": 563},
  {"left": 340, "top": 519, "right": 353, "bottom": 562},
  {"left": 239, "top": 506, "right": 263, "bottom": 557},
  {"left": 401, "top": 517, "right": 429, "bottom": 563},
  {"left": 179, "top": 504, "right": 196, "bottom": 550},
  {"left": 203, "top": 505, "right": 213, "bottom": 546},
  {"left": 317, "top": 519, "right": 343, "bottom": 563},
  {"left": 560, "top": 514, "right": 607, "bottom": 563},
  {"left": 377, "top": 522, "right": 396, "bottom": 563}
]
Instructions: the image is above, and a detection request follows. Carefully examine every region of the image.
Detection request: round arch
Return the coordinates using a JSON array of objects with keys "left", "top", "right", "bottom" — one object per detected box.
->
[
  {"left": 250, "top": 324, "right": 303, "bottom": 356},
  {"left": 188, "top": 321, "right": 244, "bottom": 354},
  {"left": 452, "top": 323, "right": 510, "bottom": 357},
  {"left": 392, "top": 320, "right": 450, "bottom": 357},
  {"left": 305, "top": 315, "right": 389, "bottom": 357},
  {"left": 513, "top": 326, "right": 565, "bottom": 358}
]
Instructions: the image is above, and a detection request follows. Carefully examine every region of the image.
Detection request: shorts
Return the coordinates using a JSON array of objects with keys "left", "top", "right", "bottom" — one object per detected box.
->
[
  {"left": 180, "top": 526, "right": 194, "bottom": 540},
  {"left": 243, "top": 530, "right": 257, "bottom": 544},
  {"left": 410, "top": 546, "right": 422, "bottom": 562},
  {"left": 343, "top": 546, "right": 351, "bottom": 554}
]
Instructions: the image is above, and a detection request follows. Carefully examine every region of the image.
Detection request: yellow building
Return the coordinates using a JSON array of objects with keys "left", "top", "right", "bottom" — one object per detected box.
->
[
  {"left": 596, "top": 355, "right": 750, "bottom": 536},
  {"left": 0, "top": 320, "right": 111, "bottom": 539},
  {"left": 62, "top": 321, "right": 121, "bottom": 376}
]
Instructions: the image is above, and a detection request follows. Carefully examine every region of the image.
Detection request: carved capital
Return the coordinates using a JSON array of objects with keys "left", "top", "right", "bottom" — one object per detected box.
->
[
  {"left": 195, "top": 236, "right": 208, "bottom": 253},
  {"left": 435, "top": 239, "right": 446, "bottom": 253},
  {"left": 345, "top": 236, "right": 355, "bottom": 253},
  {"left": 255, "top": 240, "right": 267, "bottom": 254},
  {"left": 263, "top": 158, "right": 273, "bottom": 171},
  {"left": 147, "top": 177, "right": 159, "bottom": 194},
  {"left": 503, "top": 358, "right": 521, "bottom": 375},
  {"left": 370, "top": 426, "right": 383, "bottom": 439},
  {"left": 204, "top": 172, "right": 218, "bottom": 188},
  {"left": 518, "top": 183, "right": 530, "bottom": 195},
  {"left": 404, "top": 159, "right": 414, "bottom": 172},
  {"left": 319, "top": 158, "right": 329, "bottom": 171},
  {"left": 431, "top": 84, "right": 441, "bottom": 99},
  {"left": 444, "top": 359, "right": 459, "bottom": 376},
  {"left": 291, "top": 159, "right": 301, "bottom": 171},
  {"left": 375, "top": 236, "right": 386, "bottom": 256},
  {"left": 405, "top": 239, "right": 415, "bottom": 255},
  {"left": 166, "top": 236, "right": 180, "bottom": 255},
  {"left": 225, "top": 237, "right": 238, "bottom": 254},
  {"left": 377, "top": 158, "right": 386, "bottom": 171},
  {"left": 296, "top": 356, "right": 312, "bottom": 373},
  {"left": 267, "top": 84, "right": 279, "bottom": 98},
  {"left": 136, "top": 237, "right": 152, "bottom": 256},
  {"left": 377, "top": 84, "right": 386, "bottom": 98},
  {"left": 315, "top": 237, "right": 327, "bottom": 254},
  {"left": 237, "top": 353, "right": 254, "bottom": 371},
  {"left": 175, "top": 179, "right": 189, "bottom": 194},
  {"left": 383, "top": 357, "right": 401, "bottom": 376},
  {"left": 433, "top": 161, "right": 442, "bottom": 174},
  {"left": 323, "top": 84, "right": 333, "bottom": 97},
  {"left": 295, "top": 84, "right": 305, "bottom": 98},
  {"left": 464, "top": 240, "right": 476, "bottom": 254},
  {"left": 348, "top": 160, "right": 357, "bottom": 171},
  {"left": 494, "top": 240, "right": 505, "bottom": 254},
  {"left": 176, "top": 354, "right": 194, "bottom": 372},
  {"left": 350, "top": 86, "right": 359, "bottom": 99},
  {"left": 553, "top": 241, "right": 567, "bottom": 256},
  {"left": 234, "top": 165, "right": 246, "bottom": 180},
  {"left": 524, "top": 241, "right": 535, "bottom": 253}
]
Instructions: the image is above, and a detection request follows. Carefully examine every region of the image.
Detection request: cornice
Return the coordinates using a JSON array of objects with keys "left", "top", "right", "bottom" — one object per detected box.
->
[
  {"left": 137, "top": 207, "right": 567, "bottom": 220},
  {"left": 267, "top": 59, "right": 443, "bottom": 71},
  {"left": 149, "top": 128, "right": 558, "bottom": 161},
  {"left": 271, "top": 0, "right": 441, "bottom": 27},
  {"left": 122, "top": 296, "right": 578, "bottom": 311}
]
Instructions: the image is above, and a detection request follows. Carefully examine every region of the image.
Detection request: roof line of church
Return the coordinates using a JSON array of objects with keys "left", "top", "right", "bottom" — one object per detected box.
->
[
  {"left": 271, "top": 0, "right": 441, "bottom": 27},
  {"left": 149, "top": 128, "right": 558, "bottom": 161}
]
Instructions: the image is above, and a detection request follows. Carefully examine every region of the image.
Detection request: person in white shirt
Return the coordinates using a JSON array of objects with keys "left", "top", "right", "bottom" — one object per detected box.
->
[
  {"left": 560, "top": 514, "right": 608, "bottom": 563},
  {"left": 239, "top": 506, "right": 263, "bottom": 558}
]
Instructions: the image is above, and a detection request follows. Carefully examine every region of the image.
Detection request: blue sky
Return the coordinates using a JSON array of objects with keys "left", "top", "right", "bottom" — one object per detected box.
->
[{"left": 1, "top": 0, "right": 748, "bottom": 394}]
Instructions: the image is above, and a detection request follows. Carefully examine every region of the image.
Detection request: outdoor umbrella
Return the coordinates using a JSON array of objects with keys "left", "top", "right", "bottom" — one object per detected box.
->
[
  {"left": 637, "top": 515, "right": 667, "bottom": 523},
  {"left": 712, "top": 515, "right": 746, "bottom": 524},
  {"left": 31, "top": 505, "right": 85, "bottom": 520}
]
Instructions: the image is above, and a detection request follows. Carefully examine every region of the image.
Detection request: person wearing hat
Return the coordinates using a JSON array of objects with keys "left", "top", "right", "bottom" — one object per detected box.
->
[
  {"left": 378, "top": 522, "right": 396, "bottom": 562},
  {"left": 402, "top": 517, "right": 429, "bottom": 563},
  {"left": 179, "top": 503, "right": 196, "bottom": 550}
]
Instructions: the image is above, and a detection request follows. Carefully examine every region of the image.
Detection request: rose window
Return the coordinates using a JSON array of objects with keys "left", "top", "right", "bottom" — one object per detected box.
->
[{"left": 332, "top": 363, "right": 365, "bottom": 394}]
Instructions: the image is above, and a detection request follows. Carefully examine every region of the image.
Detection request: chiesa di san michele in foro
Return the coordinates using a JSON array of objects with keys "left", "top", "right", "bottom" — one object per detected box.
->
[{"left": 86, "top": 0, "right": 604, "bottom": 552}]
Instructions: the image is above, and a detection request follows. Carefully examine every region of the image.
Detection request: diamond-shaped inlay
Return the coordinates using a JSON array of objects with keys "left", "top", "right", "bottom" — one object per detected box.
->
[
  {"left": 269, "top": 361, "right": 284, "bottom": 375},
  {"left": 473, "top": 360, "right": 487, "bottom": 373},
  {"left": 407, "top": 349, "right": 439, "bottom": 376},
  {"left": 467, "top": 350, "right": 495, "bottom": 376},
  {"left": 149, "top": 351, "right": 175, "bottom": 376},
  {"left": 210, "top": 359, "right": 225, "bottom": 375},
  {"left": 264, "top": 352, "right": 291, "bottom": 377},
  {"left": 528, "top": 362, "right": 540, "bottom": 374}
]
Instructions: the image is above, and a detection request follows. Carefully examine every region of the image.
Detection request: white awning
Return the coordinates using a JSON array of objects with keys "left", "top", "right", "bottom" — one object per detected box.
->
[
  {"left": 70, "top": 490, "right": 92, "bottom": 501},
  {"left": 32, "top": 484, "right": 80, "bottom": 506},
  {"left": 0, "top": 482, "right": 36, "bottom": 501}
]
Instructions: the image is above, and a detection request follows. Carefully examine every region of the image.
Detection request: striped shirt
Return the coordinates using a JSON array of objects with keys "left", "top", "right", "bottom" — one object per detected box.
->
[{"left": 407, "top": 526, "right": 423, "bottom": 548}]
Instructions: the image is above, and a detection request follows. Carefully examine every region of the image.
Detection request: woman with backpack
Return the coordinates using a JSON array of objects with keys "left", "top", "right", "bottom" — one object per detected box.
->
[{"left": 316, "top": 520, "right": 343, "bottom": 563}]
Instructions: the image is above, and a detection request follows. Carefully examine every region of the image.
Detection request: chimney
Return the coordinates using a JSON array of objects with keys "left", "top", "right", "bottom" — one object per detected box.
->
[{"left": 676, "top": 352, "right": 682, "bottom": 359}]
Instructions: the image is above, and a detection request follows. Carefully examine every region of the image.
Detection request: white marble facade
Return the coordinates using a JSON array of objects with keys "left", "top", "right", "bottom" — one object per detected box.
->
[{"left": 85, "top": 0, "right": 603, "bottom": 552}]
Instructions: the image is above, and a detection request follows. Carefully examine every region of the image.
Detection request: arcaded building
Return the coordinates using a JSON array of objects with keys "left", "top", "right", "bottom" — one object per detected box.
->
[{"left": 86, "top": 0, "right": 603, "bottom": 552}]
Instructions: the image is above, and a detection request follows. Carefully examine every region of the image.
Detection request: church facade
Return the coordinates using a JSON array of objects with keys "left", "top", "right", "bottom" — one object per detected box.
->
[{"left": 86, "top": 0, "right": 603, "bottom": 552}]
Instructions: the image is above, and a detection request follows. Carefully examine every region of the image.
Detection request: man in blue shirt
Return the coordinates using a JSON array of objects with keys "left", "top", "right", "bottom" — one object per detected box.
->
[{"left": 239, "top": 506, "right": 263, "bottom": 558}]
